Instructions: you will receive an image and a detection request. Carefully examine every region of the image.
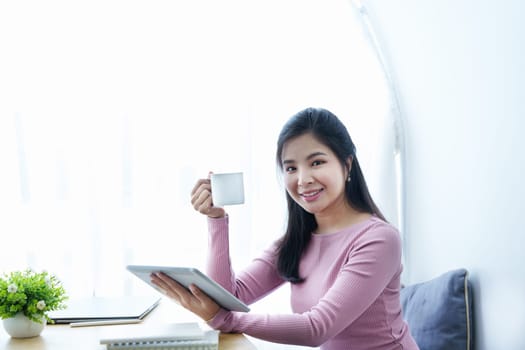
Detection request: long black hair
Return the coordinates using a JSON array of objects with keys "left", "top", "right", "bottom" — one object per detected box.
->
[{"left": 275, "top": 107, "right": 386, "bottom": 283}]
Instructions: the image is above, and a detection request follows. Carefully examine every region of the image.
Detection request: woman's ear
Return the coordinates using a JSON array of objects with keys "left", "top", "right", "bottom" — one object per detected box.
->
[
  {"left": 344, "top": 156, "right": 353, "bottom": 183},
  {"left": 346, "top": 156, "right": 353, "bottom": 174}
]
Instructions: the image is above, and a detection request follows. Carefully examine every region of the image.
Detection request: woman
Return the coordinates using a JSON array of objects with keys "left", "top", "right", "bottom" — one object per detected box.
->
[{"left": 152, "top": 107, "right": 419, "bottom": 349}]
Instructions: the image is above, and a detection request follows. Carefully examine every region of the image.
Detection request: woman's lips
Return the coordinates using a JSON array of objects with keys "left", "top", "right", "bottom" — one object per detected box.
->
[{"left": 300, "top": 189, "right": 323, "bottom": 202}]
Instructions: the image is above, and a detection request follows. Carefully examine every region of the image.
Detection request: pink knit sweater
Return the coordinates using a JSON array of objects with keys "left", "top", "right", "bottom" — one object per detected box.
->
[{"left": 206, "top": 216, "right": 419, "bottom": 350}]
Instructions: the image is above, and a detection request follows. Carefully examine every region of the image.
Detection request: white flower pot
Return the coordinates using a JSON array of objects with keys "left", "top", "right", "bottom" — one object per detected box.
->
[{"left": 2, "top": 312, "right": 46, "bottom": 338}]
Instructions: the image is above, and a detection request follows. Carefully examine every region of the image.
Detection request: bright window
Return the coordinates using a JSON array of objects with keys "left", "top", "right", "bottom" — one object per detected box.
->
[{"left": 0, "top": 0, "right": 398, "bottom": 311}]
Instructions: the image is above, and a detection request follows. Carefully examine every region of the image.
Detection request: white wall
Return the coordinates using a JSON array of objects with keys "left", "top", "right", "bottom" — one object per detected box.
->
[{"left": 365, "top": 1, "right": 525, "bottom": 349}]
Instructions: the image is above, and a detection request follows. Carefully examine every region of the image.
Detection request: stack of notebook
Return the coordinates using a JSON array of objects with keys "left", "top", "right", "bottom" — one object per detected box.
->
[{"left": 99, "top": 322, "right": 219, "bottom": 350}]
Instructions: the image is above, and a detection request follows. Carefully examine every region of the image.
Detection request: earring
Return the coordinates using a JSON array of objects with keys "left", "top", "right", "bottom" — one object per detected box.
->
[{"left": 346, "top": 174, "right": 351, "bottom": 183}]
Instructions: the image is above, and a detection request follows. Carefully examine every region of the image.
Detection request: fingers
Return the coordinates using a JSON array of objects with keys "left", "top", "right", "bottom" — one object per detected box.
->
[
  {"left": 152, "top": 273, "right": 185, "bottom": 293},
  {"left": 151, "top": 273, "right": 190, "bottom": 303},
  {"left": 150, "top": 273, "right": 220, "bottom": 321},
  {"left": 150, "top": 273, "right": 176, "bottom": 297},
  {"left": 190, "top": 179, "right": 213, "bottom": 211},
  {"left": 190, "top": 176, "right": 226, "bottom": 218},
  {"left": 190, "top": 178, "right": 211, "bottom": 197},
  {"left": 188, "top": 284, "right": 213, "bottom": 305},
  {"left": 191, "top": 186, "right": 213, "bottom": 211}
]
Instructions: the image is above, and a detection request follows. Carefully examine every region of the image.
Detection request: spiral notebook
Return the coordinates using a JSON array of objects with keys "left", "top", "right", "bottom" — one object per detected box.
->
[{"left": 99, "top": 322, "right": 219, "bottom": 350}]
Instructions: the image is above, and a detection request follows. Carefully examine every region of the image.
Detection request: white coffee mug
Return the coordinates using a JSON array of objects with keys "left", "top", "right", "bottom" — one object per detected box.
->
[{"left": 210, "top": 172, "right": 245, "bottom": 206}]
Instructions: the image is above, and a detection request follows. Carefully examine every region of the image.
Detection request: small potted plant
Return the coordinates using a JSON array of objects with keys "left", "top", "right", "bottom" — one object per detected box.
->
[{"left": 0, "top": 269, "right": 68, "bottom": 338}]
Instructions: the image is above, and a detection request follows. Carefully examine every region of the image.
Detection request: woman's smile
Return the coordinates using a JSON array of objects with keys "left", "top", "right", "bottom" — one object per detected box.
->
[{"left": 300, "top": 188, "right": 324, "bottom": 202}]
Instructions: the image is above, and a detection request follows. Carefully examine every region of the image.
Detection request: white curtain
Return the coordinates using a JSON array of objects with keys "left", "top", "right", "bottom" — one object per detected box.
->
[{"left": 0, "top": 0, "right": 398, "bottom": 333}]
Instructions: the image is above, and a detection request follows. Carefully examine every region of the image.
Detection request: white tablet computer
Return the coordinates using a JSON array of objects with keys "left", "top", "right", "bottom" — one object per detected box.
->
[{"left": 126, "top": 265, "right": 250, "bottom": 312}]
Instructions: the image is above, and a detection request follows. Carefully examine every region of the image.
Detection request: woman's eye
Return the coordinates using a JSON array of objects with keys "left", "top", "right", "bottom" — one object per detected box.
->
[
  {"left": 285, "top": 166, "right": 296, "bottom": 172},
  {"left": 312, "top": 160, "right": 324, "bottom": 166}
]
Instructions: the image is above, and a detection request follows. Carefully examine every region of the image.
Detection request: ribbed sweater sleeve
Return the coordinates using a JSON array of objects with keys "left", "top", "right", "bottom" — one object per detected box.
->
[{"left": 205, "top": 215, "right": 284, "bottom": 304}]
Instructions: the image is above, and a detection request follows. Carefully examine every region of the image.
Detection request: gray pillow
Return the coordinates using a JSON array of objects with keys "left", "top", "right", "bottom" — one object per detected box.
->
[{"left": 400, "top": 268, "right": 474, "bottom": 350}]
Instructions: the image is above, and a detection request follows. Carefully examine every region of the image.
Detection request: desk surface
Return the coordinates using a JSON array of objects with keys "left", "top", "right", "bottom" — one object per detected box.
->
[{"left": 0, "top": 298, "right": 257, "bottom": 350}]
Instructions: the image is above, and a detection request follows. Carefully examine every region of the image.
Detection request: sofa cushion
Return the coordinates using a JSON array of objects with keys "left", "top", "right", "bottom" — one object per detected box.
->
[{"left": 400, "top": 268, "right": 474, "bottom": 350}]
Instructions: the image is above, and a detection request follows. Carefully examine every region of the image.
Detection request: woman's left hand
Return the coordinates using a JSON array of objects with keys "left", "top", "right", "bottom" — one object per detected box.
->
[{"left": 150, "top": 272, "right": 221, "bottom": 322}]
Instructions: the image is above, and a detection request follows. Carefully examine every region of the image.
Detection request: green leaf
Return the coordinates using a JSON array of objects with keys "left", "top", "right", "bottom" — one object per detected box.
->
[{"left": 0, "top": 269, "right": 68, "bottom": 323}]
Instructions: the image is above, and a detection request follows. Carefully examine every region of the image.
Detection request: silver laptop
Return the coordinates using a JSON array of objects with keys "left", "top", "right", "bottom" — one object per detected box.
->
[{"left": 48, "top": 295, "right": 160, "bottom": 324}]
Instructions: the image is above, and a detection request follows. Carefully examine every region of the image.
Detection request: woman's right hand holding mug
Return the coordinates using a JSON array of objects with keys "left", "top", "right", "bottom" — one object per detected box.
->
[{"left": 190, "top": 175, "right": 226, "bottom": 218}]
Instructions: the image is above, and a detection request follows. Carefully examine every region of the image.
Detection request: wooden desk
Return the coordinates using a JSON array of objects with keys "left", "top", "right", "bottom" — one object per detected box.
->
[{"left": 0, "top": 298, "right": 257, "bottom": 350}]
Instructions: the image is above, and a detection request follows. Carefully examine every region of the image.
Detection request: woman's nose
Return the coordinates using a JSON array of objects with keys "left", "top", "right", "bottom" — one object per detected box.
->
[{"left": 297, "top": 170, "right": 313, "bottom": 187}]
